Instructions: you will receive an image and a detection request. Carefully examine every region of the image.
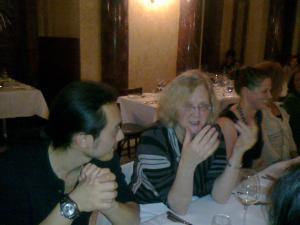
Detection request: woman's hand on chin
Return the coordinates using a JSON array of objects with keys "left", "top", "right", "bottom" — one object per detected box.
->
[{"left": 181, "top": 125, "right": 220, "bottom": 168}]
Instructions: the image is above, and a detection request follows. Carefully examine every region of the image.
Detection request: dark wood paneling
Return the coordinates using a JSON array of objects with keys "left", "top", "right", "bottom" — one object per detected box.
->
[
  {"left": 280, "top": 0, "right": 297, "bottom": 63},
  {"left": 0, "top": 0, "right": 38, "bottom": 85},
  {"left": 176, "top": 0, "right": 202, "bottom": 74},
  {"left": 240, "top": 0, "right": 249, "bottom": 64},
  {"left": 38, "top": 37, "right": 80, "bottom": 105},
  {"left": 101, "top": 0, "right": 128, "bottom": 90},
  {"left": 230, "top": 0, "right": 239, "bottom": 50},
  {"left": 201, "top": 0, "right": 224, "bottom": 72},
  {"left": 264, "top": 0, "right": 297, "bottom": 63},
  {"left": 230, "top": 0, "right": 249, "bottom": 65}
]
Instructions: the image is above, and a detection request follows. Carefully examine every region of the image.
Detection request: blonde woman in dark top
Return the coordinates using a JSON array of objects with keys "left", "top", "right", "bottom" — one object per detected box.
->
[{"left": 131, "top": 70, "right": 257, "bottom": 215}]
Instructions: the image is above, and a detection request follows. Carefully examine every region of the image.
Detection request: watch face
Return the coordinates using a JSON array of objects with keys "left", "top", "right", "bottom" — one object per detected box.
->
[
  {"left": 60, "top": 196, "right": 80, "bottom": 220},
  {"left": 62, "top": 202, "right": 76, "bottom": 217}
]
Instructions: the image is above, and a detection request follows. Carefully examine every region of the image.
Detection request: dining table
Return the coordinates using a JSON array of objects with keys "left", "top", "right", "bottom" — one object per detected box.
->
[
  {"left": 141, "top": 194, "right": 269, "bottom": 225},
  {"left": 117, "top": 93, "right": 159, "bottom": 126},
  {"left": 95, "top": 162, "right": 272, "bottom": 225},
  {"left": 0, "top": 78, "right": 49, "bottom": 138},
  {"left": 117, "top": 87, "right": 239, "bottom": 126}
]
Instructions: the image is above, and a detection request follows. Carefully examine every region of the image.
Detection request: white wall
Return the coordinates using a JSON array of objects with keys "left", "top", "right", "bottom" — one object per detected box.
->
[{"left": 129, "top": 0, "right": 179, "bottom": 92}]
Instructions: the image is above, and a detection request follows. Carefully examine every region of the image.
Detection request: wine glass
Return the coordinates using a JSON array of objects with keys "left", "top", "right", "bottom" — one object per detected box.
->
[
  {"left": 236, "top": 169, "right": 260, "bottom": 225},
  {"left": 211, "top": 214, "right": 232, "bottom": 225}
]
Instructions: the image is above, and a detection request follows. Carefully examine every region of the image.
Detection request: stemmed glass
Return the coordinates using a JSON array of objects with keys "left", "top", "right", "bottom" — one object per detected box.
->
[
  {"left": 155, "top": 79, "right": 166, "bottom": 92},
  {"left": 236, "top": 169, "right": 260, "bottom": 225},
  {"left": 211, "top": 214, "right": 232, "bottom": 225}
]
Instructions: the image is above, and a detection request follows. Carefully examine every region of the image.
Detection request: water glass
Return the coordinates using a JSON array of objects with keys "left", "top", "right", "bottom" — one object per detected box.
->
[{"left": 211, "top": 214, "right": 232, "bottom": 225}]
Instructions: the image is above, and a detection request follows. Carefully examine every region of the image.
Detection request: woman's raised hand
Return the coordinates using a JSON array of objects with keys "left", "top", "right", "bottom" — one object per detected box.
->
[
  {"left": 233, "top": 121, "right": 257, "bottom": 155},
  {"left": 182, "top": 125, "right": 220, "bottom": 168}
]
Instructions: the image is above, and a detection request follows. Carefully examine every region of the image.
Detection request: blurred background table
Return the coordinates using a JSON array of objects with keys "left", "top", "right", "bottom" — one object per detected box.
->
[
  {"left": 118, "top": 89, "right": 239, "bottom": 126},
  {"left": 118, "top": 93, "right": 159, "bottom": 126},
  {"left": 0, "top": 79, "right": 49, "bottom": 138}
]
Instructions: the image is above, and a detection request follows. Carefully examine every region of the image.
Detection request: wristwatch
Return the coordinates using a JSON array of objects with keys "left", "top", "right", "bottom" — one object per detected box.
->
[{"left": 60, "top": 195, "right": 80, "bottom": 220}]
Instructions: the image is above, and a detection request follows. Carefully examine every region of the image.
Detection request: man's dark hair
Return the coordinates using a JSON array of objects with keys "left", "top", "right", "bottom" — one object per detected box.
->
[
  {"left": 45, "top": 81, "right": 117, "bottom": 149},
  {"left": 270, "top": 166, "right": 300, "bottom": 225}
]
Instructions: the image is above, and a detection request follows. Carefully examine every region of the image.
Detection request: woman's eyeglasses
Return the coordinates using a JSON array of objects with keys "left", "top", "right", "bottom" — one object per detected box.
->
[{"left": 183, "top": 103, "right": 211, "bottom": 113}]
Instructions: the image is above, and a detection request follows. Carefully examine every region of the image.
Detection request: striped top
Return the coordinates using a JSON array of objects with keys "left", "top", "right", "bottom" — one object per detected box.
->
[{"left": 130, "top": 123, "right": 227, "bottom": 204}]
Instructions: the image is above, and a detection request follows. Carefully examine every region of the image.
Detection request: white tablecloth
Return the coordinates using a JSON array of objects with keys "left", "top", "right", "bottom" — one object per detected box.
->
[
  {"left": 142, "top": 195, "right": 269, "bottom": 225},
  {"left": 118, "top": 90, "right": 239, "bottom": 125},
  {"left": 0, "top": 80, "right": 49, "bottom": 119},
  {"left": 118, "top": 93, "right": 159, "bottom": 125}
]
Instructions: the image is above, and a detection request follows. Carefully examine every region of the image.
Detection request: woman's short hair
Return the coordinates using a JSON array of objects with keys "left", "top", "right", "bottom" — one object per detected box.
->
[
  {"left": 158, "top": 70, "right": 219, "bottom": 128},
  {"left": 233, "top": 66, "right": 271, "bottom": 95},
  {"left": 45, "top": 81, "right": 117, "bottom": 149},
  {"left": 270, "top": 166, "right": 300, "bottom": 225},
  {"left": 254, "top": 61, "right": 285, "bottom": 100},
  {"left": 288, "top": 69, "right": 300, "bottom": 94}
]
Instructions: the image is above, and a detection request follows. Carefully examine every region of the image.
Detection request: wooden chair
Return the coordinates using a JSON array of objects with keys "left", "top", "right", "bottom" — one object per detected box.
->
[
  {"left": 117, "top": 87, "right": 145, "bottom": 158},
  {"left": 119, "top": 87, "right": 143, "bottom": 96}
]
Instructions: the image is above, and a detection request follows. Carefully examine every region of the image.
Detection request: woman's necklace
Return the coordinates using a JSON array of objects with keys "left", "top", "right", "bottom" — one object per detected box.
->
[{"left": 237, "top": 104, "right": 248, "bottom": 124}]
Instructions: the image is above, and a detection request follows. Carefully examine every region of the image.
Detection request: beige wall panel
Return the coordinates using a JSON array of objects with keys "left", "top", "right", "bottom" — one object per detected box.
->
[
  {"left": 244, "top": 0, "right": 269, "bottom": 66},
  {"left": 129, "top": 0, "right": 179, "bottom": 92},
  {"left": 79, "top": 0, "right": 101, "bottom": 81},
  {"left": 44, "top": 0, "right": 80, "bottom": 38}
]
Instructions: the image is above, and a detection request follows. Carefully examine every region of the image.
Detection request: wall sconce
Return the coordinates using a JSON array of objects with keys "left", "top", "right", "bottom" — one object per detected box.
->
[{"left": 142, "top": 0, "right": 171, "bottom": 9}]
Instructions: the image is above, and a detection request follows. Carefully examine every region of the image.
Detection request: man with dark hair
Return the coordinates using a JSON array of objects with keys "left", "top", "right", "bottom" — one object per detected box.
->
[
  {"left": 270, "top": 166, "right": 300, "bottom": 225},
  {"left": 0, "top": 81, "right": 140, "bottom": 225}
]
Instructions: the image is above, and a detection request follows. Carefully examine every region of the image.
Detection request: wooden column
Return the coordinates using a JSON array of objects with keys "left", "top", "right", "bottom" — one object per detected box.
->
[
  {"left": 176, "top": 0, "right": 202, "bottom": 74},
  {"left": 264, "top": 0, "right": 297, "bottom": 63},
  {"left": 101, "top": 0, "right": 128, "bottom": 90},
  {"left": 0, "top": 0, "right": 39, "bottom": 85},
  {"left": 201, "top": 0, "right": 224, "bottom": 72},
  {"left": 230, "top": 0, "right": 249, "bottom": 64}
]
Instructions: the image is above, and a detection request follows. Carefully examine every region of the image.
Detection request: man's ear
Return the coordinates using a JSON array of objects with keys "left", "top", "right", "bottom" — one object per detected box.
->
[
  {"left": 241, "top": 86, "right": 250, "bottom": 97},
  {"left": 73, "top": 133, "right": 93, "bottom": 149}
]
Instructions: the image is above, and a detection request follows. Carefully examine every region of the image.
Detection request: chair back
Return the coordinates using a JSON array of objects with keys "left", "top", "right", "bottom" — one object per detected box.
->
[{"left": 119, "top": 87, "right": 143, "bottom": 96}]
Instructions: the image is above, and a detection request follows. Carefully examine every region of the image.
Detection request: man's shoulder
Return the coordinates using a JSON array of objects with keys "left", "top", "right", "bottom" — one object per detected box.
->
[
  {"left": 0, "top": 140, "right": 50, "bottom": 175},
  {"left": 90, "top": 154, "right": 121, "bottom": 172}
]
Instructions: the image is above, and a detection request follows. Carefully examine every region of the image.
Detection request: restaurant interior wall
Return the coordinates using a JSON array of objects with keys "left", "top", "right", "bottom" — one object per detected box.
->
[
  {"left": 293, "top": 1, "right": 300, "bottom": 54},
  {"left": 36, "top": 0, "right": 300, "bottom": 94},
  {"left": 128, "top": 0, "right": 179, "bottom": 92},
  {"left": 244, "top": 0, "right": 269, "bottom": 66},
  {"left": 37, "top": 0, "right": 81, "bottom": 104},
  {"left": 79, "top": 0, "right": 101, "bottom": 83}
]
